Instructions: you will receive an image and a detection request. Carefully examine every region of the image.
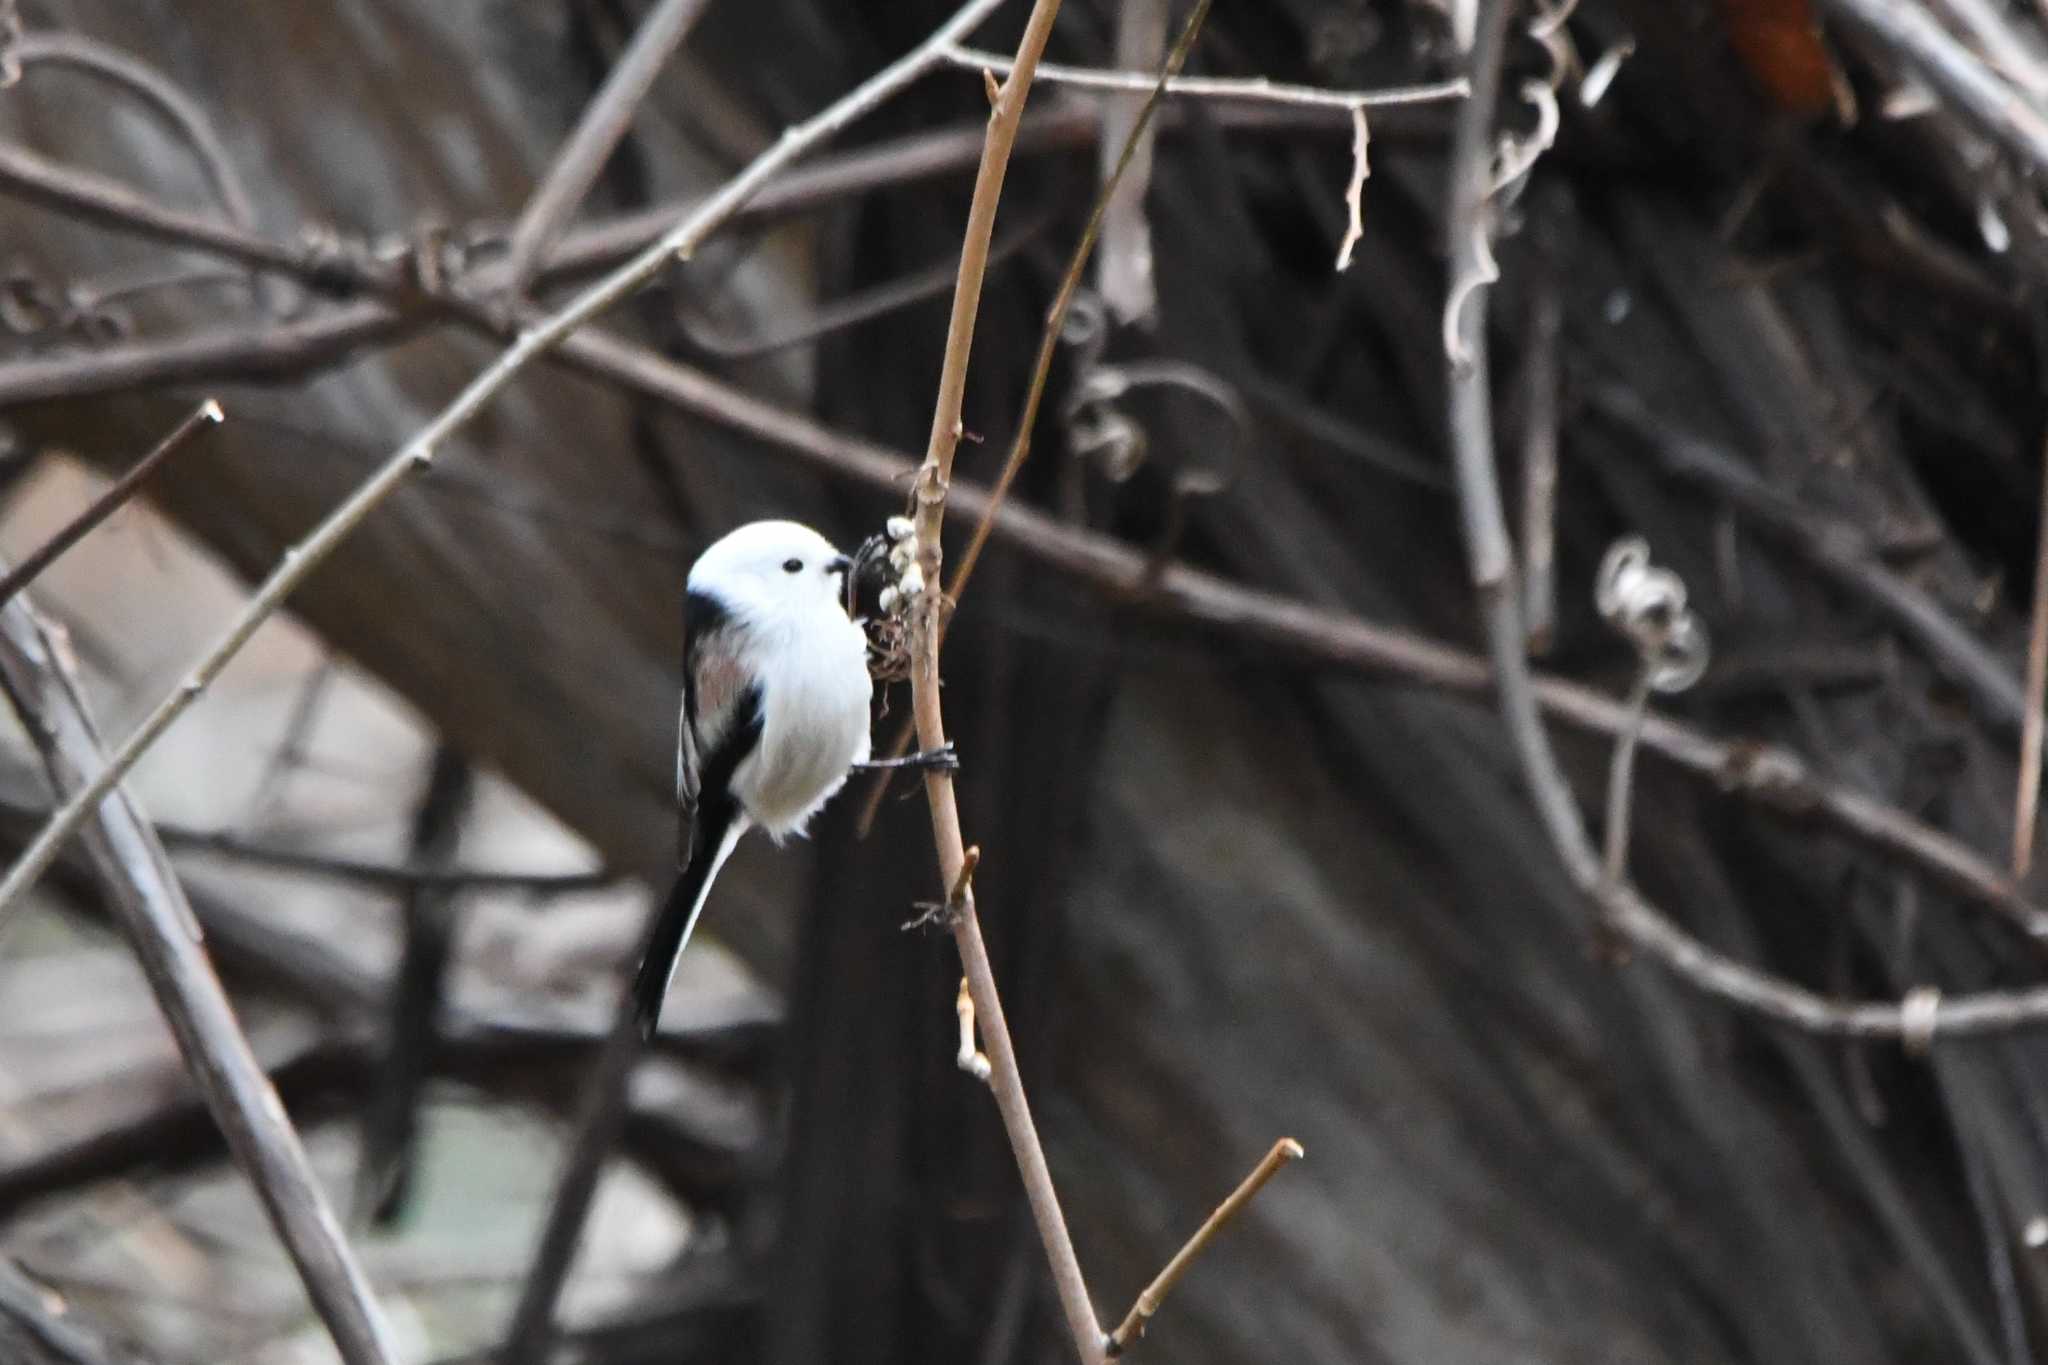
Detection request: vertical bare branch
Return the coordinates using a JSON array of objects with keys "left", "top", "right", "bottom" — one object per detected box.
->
[
  {"left": 355, "top": 745, "right": 473, "bottom": 1226},
  {"left": 500, "top": 0, "right": 715, "bottom": 295},
  {"left": 1602, "top": 671, "right": 1653, "bottom": 884},
  {"left": 0, "top": 580, "right": 397, "bottom": 1364},
  {"left": 0, "top": 400, "right": 219, "bottom": 613},
  {"left": 904, "top": 0, "right": 1108, "bottom": 1359},
  {"left": 1445, "top": 0, "right": 1604, "bottom": 887},
  {"left": 2017, "top": 434, "right": 2048, "bottom": 876},
  {"left": 1518, "top": 249, "right": 1560, "bottom": 654}
]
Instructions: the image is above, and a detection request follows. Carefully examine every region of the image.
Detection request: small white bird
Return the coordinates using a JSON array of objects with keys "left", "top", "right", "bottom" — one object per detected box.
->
[{"left": 632, "top": 520, "right": 874, "bottom": 1038}]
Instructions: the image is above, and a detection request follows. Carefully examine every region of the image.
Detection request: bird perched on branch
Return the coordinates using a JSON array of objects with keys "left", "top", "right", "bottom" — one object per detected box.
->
[
  {"left": 634, "top": 518, "right": 952, "bottom": 1038},
  {"left": 632, "top": 520, "right": 874, "bottom": 1037}
]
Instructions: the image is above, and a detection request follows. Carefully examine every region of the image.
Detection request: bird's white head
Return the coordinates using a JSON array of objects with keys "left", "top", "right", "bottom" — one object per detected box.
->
[{"left": 687, "top": 519, "right": 853, "bottom": 623}]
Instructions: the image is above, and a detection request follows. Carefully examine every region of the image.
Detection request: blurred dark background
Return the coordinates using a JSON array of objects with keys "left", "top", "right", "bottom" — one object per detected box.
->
[{"left": 5, "top": 0, "right": 2048, "bottom": 1362}]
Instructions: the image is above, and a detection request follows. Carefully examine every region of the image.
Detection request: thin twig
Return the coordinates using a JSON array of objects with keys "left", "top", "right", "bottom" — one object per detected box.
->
[
  {"left": 906, "top": 0, "right": 1107, "bottom": 1359},
  {"left": 357, "top": 746, "right": 473, "bottom": 1227},
  {"left": 499, "top": 0, "right": 714, "bottom": 294},
  {"left": 1518, "top": 246, "right": 1560, "bottom": 654},
  {"left": 0, "top": 582, "right": 397, "bottom": 1364},
  {"left": 2017, "top": 433, "right": 2048, "bottom": 876},
  {"left": 11, "top": 32, "right": 260, "bottom": 242},
  {"left": 0, "top": 786, "right": 610, "bottom": 893},
  {"left": 241, "top": 661, "right": 335, "bottom": 824},
  {"left": 0, "top": 299, "right": 410, "bottom": 407},
  {"left": 680, "top": 210, "right": 1046, "bottom": 359},
  {"left": 1104, "top": 1138, "right": 1304, "bottom": 1356},
  {"left": 0, "top": 0, "right": 1015, "bottom": 932},
  {"left": 521, "top": 99, "right": 1433, "bottom": 281},
  {"left": 0, "top": 399, "right": 219, "bottom": 612},
  {"left": 941, "top": 45, "right": 1469, "bottom": 109},
  {"left": 1602, "top": 669, "right": 1653, "bottom": 884}
]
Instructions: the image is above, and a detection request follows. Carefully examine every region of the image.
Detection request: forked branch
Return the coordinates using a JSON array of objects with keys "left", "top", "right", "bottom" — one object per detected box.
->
[{"left": 904, "top": 2, "right": 1109, "bottom": 1358}]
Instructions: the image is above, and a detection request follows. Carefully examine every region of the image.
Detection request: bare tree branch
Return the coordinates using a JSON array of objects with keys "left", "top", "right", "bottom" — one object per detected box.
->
[
  {"left": 500, "top": 0, "right": 714, "bottom": 294},
  {"left": 0, "top": 573, "right": 397, "bottom": 1362},
  {"left": 1104, "top": 1138, "right": 1303, "bottom": 1356},
  {"left": 940, "top": 45, "right": 1469, "bottom": 109},
  {"left": 0, "top": 399, "right": 219, "bottom": 612},
  {"left": 0, "top": 788, "right": 611, "bottom": 893},
  {"left": 905, "top": 0, "right": 1107, "bottom": 1359},
  {"left": 10, "top": 31, "right": 259, "bottom": 245},
  {"left": 1518, "top": 244, "right": 1560, "bottom": 654},
  {"left": 0, "top": 300, "right": 407, "bottom": 407},
  {"left": 2017, "top": 432, "right": 2048, "bottom": 875}
]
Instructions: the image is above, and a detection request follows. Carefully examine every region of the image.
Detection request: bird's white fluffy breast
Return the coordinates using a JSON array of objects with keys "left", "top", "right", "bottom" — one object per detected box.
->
[{"left": 730, "top": 606, "right": 872, "bottom": 838}]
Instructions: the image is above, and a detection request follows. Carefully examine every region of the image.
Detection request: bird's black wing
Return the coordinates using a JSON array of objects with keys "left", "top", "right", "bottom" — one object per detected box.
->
[
  {"left": 643, "top": 588, "right": 764, "bottom": 1037},
  {"left": 678, "top": 587, "right": 754, "bottom": 866}
]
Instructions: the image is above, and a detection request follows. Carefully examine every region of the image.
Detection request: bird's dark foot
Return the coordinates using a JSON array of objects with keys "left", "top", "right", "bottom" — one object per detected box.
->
[{"left": 853, "top": 742, "right": 958, "bottom": 774}]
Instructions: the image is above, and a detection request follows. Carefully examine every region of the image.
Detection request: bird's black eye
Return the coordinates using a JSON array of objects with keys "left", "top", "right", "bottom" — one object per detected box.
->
[{"left": 783, "top": 558, "right": 803, "bottom": 574}]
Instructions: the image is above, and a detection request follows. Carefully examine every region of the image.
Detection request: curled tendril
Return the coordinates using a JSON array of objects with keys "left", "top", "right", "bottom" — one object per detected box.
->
[
  {"left": 1060, "top": 290, "right": 1111, "bottom": 358},
  {"left": 1063, "top": 357, "right": 1246, "bottom": 497},
  {"left": 1069, "top": 406, "right": 1148, "bottom": 481},
  {"left": 1596, "top": 536, "right": 1710, "bottom": 693},
  {"left": 1492, "top": 79, "right": 1561, "bottom": 196},
  {"left": 1058, "top": 343, "right": 1249, "bottom": 577}
]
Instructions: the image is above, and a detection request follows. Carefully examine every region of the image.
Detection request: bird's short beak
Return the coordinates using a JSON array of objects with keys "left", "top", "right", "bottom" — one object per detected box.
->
[{"left": 826, "top": 554, "right": 852, "bottom": 575}]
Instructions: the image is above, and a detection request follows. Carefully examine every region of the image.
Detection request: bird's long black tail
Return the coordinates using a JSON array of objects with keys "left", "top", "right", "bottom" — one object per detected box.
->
[{"left": 630, "top": 809, "right": 742, "bottom": 1040}]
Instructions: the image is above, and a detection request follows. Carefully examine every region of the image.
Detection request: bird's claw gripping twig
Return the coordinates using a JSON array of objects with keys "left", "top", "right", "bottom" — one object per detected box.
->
[{"left": 853, "top": 741, "right": 958, "bottom": 774}]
